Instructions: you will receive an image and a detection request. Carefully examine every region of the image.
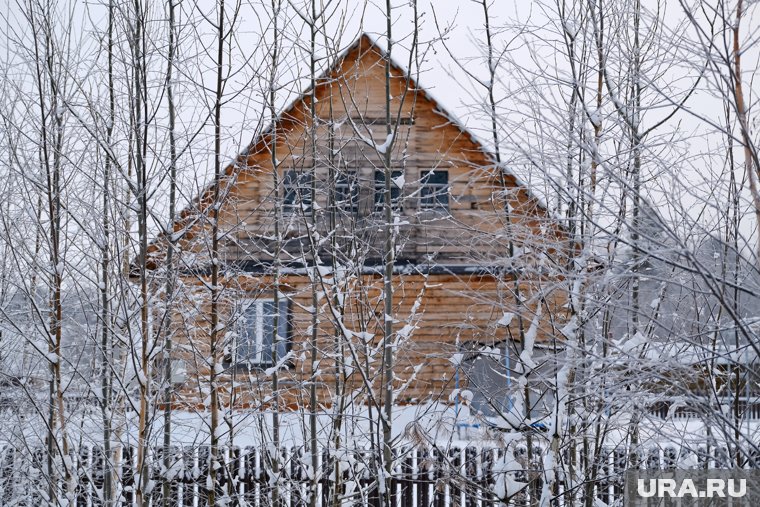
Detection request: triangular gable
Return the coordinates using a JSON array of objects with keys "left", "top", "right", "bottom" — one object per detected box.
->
[{"left": 148, "top": 33, "right": 548, "bottom": 265}]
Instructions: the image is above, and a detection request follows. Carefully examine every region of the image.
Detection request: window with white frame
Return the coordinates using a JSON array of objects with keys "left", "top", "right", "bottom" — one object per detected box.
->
[
  {"left": 420, "top": 170, "right": 449, "bottom": 211},
  {"left": 234, "top": 298, "right": 290, "bottom": 367}
]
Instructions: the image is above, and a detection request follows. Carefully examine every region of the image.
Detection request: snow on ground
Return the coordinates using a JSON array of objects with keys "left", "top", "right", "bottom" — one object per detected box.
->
[
  {"left": 0, "top": 402, "right": 493, "bottom": 450},
  {"left": 2, "top": 400, "right": 758, "bottom": 455}
]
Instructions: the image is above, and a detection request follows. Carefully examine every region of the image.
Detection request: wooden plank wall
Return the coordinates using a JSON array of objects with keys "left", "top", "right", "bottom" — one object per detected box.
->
[{"left": 169, "top": 272, "right": 568, "bottom": 410}]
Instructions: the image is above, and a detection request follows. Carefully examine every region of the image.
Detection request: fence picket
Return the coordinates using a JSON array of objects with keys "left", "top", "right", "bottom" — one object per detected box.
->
[
  {"left": 432, "top": 448, "right": 445, "bottom": 507},
  {"left": 465, "top": 447, "right": 478, "bottom": 507},
  {"left": 400, "top": 447, "right": 412, "bottom": 507},
  {"left": 0, "top": 441, "right": 739, "bottom": 506},
  {"left": 121, "top": 446, "right": 134, "bottom": 507},
  {"left": 449, "top": 447, "right": 461, "bottom": 507},
  {"left": 480, "top": 448, "right": 495, "bottom": 507}
]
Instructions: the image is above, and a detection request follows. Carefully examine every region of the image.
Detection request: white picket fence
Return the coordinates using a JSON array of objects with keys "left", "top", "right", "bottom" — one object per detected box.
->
[{"left": 0, "top": 442, "right": 757, "bottom": 506}]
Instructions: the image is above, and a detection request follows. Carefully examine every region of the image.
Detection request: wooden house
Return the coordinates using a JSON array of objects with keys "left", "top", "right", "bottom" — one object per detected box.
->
[{"left": 150, "top": 34, "right": 573, "bottom": 416}]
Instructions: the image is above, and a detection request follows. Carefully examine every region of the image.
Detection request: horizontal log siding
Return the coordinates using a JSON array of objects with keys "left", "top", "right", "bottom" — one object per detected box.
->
[{"left": 169, "top": 273, "right": 568, "bottom": 409}]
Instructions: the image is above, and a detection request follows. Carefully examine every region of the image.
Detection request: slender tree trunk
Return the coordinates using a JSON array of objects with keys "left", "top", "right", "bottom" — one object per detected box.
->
[
  {"left": 732, "top": 0, "right": 760, "bottom": 265},
  {"left": 162, "top": 0, "right": 178, "bottom": 502},
  {"left": 307, "top": 3, "right": 320, "bottom": 504},
  {"left": 627, "top": 0, "right": 643, "bottom": 475},
  {"left": 268, "top": 3, "right": 283, "bottom": 505},
  {"left": 29, "top": 0, "right": 70, "bottom": 498},
  {"left": 208, "top": 1, "right": 225, "bottom": 505},
  {"left": 381, "top": 3, "right": 395, "bottom": 504},
  {"left": 134, "top": 0, "right": 152, "bottom": 499},
  {"left": 100, "top": 1, "right": 116, "bottom": 503}
]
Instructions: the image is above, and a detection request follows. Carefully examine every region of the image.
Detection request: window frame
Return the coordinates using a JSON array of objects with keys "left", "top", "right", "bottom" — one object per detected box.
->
[
  {"left": 420, "top": 170, "right": 449, "bottom": 211},
  {"left": 374, "top": 169, "right": 403, "bottom": 212},
  {"left": 282, "top": 170, "right": 314, "bottom": 214},
  {"left": 232, "top": 296, "right": 291, "bottom": 368},
  {"left": 334, "top": 170, "right": 360, "bottom": 214}
]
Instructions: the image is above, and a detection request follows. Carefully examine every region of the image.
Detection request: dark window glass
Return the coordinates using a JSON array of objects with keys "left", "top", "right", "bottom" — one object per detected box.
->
[
  {"left": 374, "top": 170, "right": 402, "bottom": 211},
  {"left": 283, "top": 170, "right": 313, "bottom": 213},
  {"left": 420, "top": 170, "right": 449, "bottom": 210},
  {"left": 335, "top": 171, "right": 359, "bottom": 213},
  {"left": 461, "top": 342, "right": 557, "bottom": 422}
]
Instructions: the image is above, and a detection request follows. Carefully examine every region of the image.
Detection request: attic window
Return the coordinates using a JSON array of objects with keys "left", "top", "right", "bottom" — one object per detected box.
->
[
  {"left": 335, "top": 171, "right": 359, "bottom": 214},
  {"left": 283, "top": 170, "right": 313, "bottom": 213},
  {"left": 374, "top": 170, "right": 403, "bottom": 212},
  {"left": 420, "top": 170, "right": 449, "bottom": 211}
]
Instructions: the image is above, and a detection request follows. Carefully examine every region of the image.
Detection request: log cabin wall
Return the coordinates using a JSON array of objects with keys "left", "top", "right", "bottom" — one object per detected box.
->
[{"left": 169, "top": 272, "right": 569, "bottom": 410}]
